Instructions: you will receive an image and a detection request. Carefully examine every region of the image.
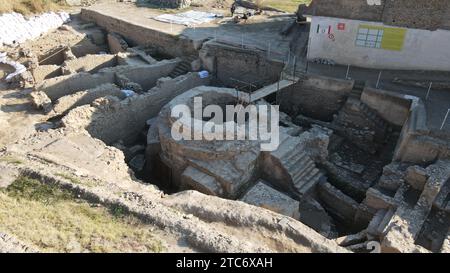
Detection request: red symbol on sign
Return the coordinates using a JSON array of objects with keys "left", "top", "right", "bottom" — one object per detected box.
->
[{"left": 337, "top": 23, "right": 346, "bottom": 31}]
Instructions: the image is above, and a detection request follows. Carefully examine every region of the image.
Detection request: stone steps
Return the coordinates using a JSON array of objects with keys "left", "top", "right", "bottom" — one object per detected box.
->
[
  {"left": 349, "top": 80, "right": 365, "bottom": 99},
  {"left": 354, "top": 99, "right": 390, "bottom": 131},
  {"left": 169, "top": 55, "right": 196, "bottom": 78},
  {"left": 295, "top": 171, "right": 323, "bottom": 195},
  {"left": 274, "top": 135, "right": 324, "bottom": 196},
  {"left": 286, "top": 154, "right": 312, "bottom": 173},
  {"left": 181, "top": 165, "right": 223, "bottom": 196},
  {"left": 293, "top": 165, "right": 319, "bottom": 184}
]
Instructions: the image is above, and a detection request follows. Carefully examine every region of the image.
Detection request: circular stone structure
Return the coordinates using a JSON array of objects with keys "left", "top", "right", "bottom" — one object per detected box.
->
[{"left": 157, "top": 86, "right": 263, "bottom": 198}]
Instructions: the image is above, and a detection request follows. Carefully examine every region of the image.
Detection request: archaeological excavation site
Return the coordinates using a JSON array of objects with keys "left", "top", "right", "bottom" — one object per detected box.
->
[{"left": 0, "top": 0, "right": 449, "bottom": 255}]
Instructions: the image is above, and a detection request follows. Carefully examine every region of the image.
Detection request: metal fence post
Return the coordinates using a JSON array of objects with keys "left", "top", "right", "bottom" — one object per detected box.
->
[
  {"left": 346, "top": 64, "right": 351, "bottom": 79},
  {"left": 440, "top": 109, "right": 450, "bottom": 130},
  {"left": 287, "top": 49, "right": 291, "bottom": 66},
  {"left": 293, "top": 56, "right": 297, "bottom": 84},
  {"left": 426, "top": 82, "right": 433, "bottom": 100},
  {"left": 376, "top": 71, "right": 382, "bottom": 89}
]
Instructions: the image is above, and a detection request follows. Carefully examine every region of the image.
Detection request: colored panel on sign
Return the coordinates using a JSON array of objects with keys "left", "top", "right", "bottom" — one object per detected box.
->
[
  {"left": 356, "top": 24, "right": 406, "bottom": 51},
  {"left": 381, "top": 28, "right": 407, "bottom": 51}
]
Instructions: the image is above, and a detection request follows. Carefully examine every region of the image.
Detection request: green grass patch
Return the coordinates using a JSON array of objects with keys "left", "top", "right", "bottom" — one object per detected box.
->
[
  {"left": 0, "top": 176, "right": 164, "bottom": 253},
  {"left": 4, "top": 176, "right": 72, "bottom": 205},
  {"left": 0, "top": 156, "right": 23, "bottom": 165}
]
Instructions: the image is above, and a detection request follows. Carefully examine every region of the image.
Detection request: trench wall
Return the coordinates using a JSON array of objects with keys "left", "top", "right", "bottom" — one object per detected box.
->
[
  {"left": 393, "top": 100, "right": 450, "bottom": 164},
  {"left": 36, "top": 60, "right": 179, "bottom": 101},
  {"left": 80, "top": 8, "right": 198, "bottom": 58},
  {"left": 62, "top": 72, "right": 211, "bottom": 145},
  {"left": 361, "top": 87, "right": 412, "bottom": 127},
  {"left": 279, "top": 74, "right": 354, "bottom": 121},
  {"left": 63, "top": 54, "right": 118, "bottom": 74},
  {"left": 200, "top": 41, "right": 285, "bottom": 88}
]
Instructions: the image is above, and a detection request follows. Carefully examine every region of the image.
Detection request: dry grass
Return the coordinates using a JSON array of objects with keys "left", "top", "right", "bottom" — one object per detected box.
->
[
  {"left": 259, "top": 0, "right": 311, "bottom": 13},
  {"left": 0, "top": 0, "right": 66, "bottom": 15},
  {"left": 0, "top": 176, "right": 164, "bottom": 253},
  {"left": 0, "top": 156, "right": 23, "bottom": 165}
]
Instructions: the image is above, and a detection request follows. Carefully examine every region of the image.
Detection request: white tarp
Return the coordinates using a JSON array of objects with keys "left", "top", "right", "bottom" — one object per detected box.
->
[
  {"left": 0, "top": 11, "right": 70, "bottom": 46},
  {"left": 154, "top": 10, "right": 222, "bottom": 27},
  {"left": 0, "top": 52, "right": 26, "bottom": 81},
  {"left": 0, "top": 11, "right": 70, "bottom": 81}
]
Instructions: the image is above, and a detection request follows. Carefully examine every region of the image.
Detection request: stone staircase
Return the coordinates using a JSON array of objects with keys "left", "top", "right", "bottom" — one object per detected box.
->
[
  {"left": 338, "top": 97, "right": 392, "bottom": 136},
  {"left": 349, "top": 80, "right": 365, "bottom": 99},
  {"left": 169, "top": 55, "right": 197, "bottom": 78},
  {"left": 181, "top": 166, "right": 223, "bottom": 196},
  {"left": 273, "top": 135, "right": 324, "bottom": 196},
  {"left": 357, "top": 100, "right": 392, "bottom": 133}
]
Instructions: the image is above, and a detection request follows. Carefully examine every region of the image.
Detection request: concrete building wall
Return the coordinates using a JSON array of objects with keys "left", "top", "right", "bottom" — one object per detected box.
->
[{"left": 308, "top": 16, "right": 450, "bottom": 71}]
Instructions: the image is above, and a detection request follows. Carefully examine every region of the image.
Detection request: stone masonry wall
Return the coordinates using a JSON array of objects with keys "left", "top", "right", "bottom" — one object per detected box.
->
[{"left": 61, "top": 72, "right": 210, "bottom": 145}]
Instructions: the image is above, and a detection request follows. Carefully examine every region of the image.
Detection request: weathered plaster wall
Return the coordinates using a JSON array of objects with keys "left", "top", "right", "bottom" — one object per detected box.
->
[{"left": 308, "top": 16, "right": 450, "bottom": 71}]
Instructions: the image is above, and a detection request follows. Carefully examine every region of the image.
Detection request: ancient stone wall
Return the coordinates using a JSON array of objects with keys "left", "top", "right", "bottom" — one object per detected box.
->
[
  {"left": 143, "top": 0, "right": 192, "bottom": 8},
  {"left": 305, "top": 0, "right": 450, "bottom": 30},
  {"left": 304, "top": 0, "right": 383, "bottom": 22},
  {"left": 279, "top": 74, "right": 354, "bottom": 121},
  {"left": 200, "top": 41, "right": 284, "bottom": 88},
  {"left": 382, "top": 0, "right": 449, "bottom": 30},
  {"left": 62, "top": 54, "right": 118, "bottom": 74},
  {"left": 361, "top": 88, "right": 411, "bottom": 127},
  {"left": 80, "top": 8, "right": 198, "bottom": 58},
  {"left": 36, "top": 60, "right": 179, "bottom": 101},
  {"left": 36, "top": 71, "right": 116, "bottom": 101},
  {"left": 61, "top": 72, "right": 210, "bottom": 145},
  {"left": 393, "top": 101, "right": 450, "bottom": 164}
]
